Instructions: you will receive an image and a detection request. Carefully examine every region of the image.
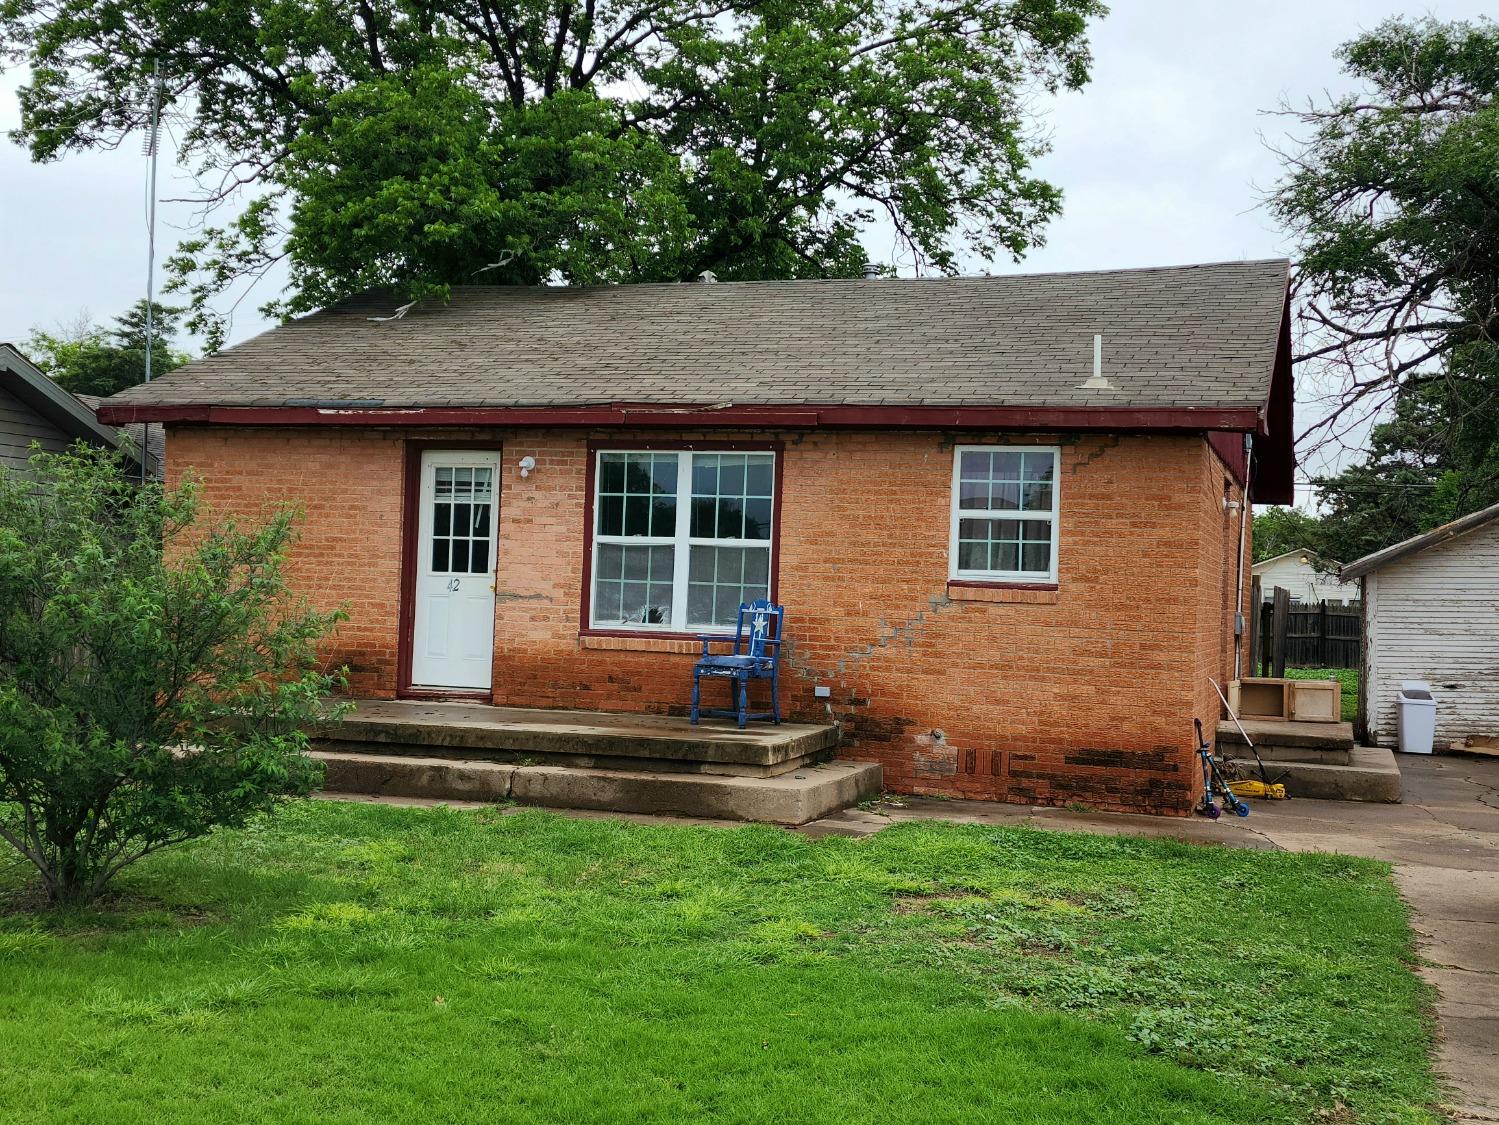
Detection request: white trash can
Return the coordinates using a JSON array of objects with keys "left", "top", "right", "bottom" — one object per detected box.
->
[{"left": 1396, "top": 681, "right": 1437, "bottom": 755}]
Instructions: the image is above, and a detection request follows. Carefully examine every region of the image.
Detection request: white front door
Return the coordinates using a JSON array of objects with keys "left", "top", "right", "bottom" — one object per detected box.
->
[{"left": 410, "top": 450, "right": 500, "bottom": 690}]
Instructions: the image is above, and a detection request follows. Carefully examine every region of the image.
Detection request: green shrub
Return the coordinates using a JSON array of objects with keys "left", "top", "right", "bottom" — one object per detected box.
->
[{"left": 0, "top": 445, "right": 345, "bottom": 905}]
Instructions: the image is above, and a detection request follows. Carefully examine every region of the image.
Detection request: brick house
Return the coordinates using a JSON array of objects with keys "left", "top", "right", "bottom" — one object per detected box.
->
[{"left": 99, "top": 260, "right": 1294, "bottom": 816}]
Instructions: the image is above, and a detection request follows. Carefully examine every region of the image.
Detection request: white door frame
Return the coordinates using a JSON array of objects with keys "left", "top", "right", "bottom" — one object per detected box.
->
[{"left": 408, "top": 448, "right": 500, "bottom": 692}]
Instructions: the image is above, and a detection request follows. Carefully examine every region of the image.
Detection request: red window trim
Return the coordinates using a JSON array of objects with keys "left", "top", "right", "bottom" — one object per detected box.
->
[
  {"left": 578, "top": 440, "right": 784, "bottom": 639},
  {"left": 396, "top": 439, "right": 504, "bottom": 701}
]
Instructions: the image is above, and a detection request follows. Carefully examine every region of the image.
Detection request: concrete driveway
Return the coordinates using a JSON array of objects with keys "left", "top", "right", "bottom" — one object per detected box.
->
[
  {"left": 809, "top": 754, "right": 1499, "bottom": 1122},
  {"left": 1241, "top": 756, "right": 1499, "bottom": 1125}
]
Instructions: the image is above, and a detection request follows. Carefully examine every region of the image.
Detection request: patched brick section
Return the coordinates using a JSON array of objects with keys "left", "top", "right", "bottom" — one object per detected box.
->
[{"left": 164, "top": 426, "right": 1243, "bottom": 816}]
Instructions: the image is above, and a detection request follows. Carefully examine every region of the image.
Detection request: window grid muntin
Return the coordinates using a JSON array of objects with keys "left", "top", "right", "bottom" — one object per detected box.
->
[
  {"left": 431, "top": 465, "right": 495, "bottom": 576},
  {"left": 950, "top": 445, "right": 1059, "bottom": 582},
  {"left": 592, "top": 450, "right": 775, "bottom": 631}
]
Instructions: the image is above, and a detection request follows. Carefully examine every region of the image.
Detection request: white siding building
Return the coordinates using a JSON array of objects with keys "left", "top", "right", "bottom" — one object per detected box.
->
[
  {"left": 1253, "top": 548, "right": 1356, "bottom": 605},
  {"left": 1343, "top": 503, "right": 1499, "bottom": 751}
]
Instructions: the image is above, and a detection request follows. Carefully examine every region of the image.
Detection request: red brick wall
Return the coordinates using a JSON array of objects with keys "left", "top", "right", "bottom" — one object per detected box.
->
[
  {"left": 166, "top": 425, "right": 1244, "bottom": 815},
  {"left": 1189, "top": 438, "right": 1252, "bottom": 810},
  {"left": 164, "top": 427, "right": 408, "bottom": 695}
]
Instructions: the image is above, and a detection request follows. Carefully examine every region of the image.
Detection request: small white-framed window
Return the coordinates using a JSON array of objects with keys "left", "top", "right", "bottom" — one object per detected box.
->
[
  {"left": 949, "top": 445, "right": 1060, "bottom": 583},
  {"left": 590, "top": 449, "right": 775, "bottom": 631}
]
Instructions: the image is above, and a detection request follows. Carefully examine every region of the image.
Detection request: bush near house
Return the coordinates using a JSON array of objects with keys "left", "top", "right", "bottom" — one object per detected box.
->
[
  {"left": 0, "top": 445, "right": 345, "bottom": 905},
  {"left": 0, "top": 803, "right": 1435, "bottom": 1123}
]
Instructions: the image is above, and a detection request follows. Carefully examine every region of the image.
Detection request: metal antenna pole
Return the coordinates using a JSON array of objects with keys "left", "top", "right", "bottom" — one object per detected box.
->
[{"left": 141, "top": 61, "right": 162, "bottom": 484}]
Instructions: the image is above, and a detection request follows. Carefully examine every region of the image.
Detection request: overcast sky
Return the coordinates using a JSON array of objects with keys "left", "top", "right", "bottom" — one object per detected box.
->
[{"left": 1, "top": 2, "right": 1490, "bottom": 501}]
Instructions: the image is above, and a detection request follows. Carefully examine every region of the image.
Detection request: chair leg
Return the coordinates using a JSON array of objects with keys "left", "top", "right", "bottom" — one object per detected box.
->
[
  {"left": 691, "top": 670, "right": 701, "bottom": 725},
  {"left": 737, "top": 676, "right": 749, "bottom": 730},
  {"left": 771, "top": 670, "right": 781, "bottom": 724}
]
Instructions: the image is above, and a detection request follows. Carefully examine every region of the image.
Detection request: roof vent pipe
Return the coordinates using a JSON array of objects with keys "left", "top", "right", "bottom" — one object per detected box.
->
[
  {"left": 697, "top": 270, "right": 718, "bottom": 283},
  {"left": 1078, "top": 333, "right": 1117, "bottom": 390},
  {"left": 863, "top": 263, "right": 881, "bottom": 280}
]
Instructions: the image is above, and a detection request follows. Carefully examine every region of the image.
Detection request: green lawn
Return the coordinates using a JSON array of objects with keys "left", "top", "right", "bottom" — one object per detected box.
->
[
  {"left": 0, "top": 802, "right": 1436, "bottom": 1123},
  {"left": 1285, "top": 666, "right": 1360, "bottom": 721}
]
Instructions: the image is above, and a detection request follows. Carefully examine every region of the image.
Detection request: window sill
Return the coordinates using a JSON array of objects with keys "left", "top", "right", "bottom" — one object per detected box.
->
[
  {"left": 946, "top": 580, "right": 1059, "bottom": 605},
  {"left": 579, "top": 632, "right": 734, "bottom": 654}
]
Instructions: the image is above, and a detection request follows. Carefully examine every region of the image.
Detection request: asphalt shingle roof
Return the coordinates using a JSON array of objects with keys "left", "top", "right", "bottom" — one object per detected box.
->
[{"left": 105, "top": 260, "right": 1290, "bottom": 412}]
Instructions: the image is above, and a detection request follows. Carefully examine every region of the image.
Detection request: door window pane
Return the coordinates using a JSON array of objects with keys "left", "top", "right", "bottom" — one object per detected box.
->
[{"left": 431, "top": 462, "right": 496, "bottom": 575}]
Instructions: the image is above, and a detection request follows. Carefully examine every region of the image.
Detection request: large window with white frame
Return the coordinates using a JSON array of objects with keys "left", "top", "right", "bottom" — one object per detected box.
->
[
  {"left": 590, "top": 449, "right": 775, "bottom": 631},
  {"left": 949, "top": 445, "right": 1060, "bottom": 582}
]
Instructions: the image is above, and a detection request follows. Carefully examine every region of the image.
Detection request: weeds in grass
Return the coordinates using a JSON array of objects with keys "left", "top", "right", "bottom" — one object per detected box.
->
[{"left": 0, "top": 802, "right": 1437, "bottom": 1124}]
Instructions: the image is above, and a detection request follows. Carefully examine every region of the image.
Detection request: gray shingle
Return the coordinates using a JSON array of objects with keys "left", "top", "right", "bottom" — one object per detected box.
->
[{"left": 105, "top": 260, "right": 1289, "bottom": 411}]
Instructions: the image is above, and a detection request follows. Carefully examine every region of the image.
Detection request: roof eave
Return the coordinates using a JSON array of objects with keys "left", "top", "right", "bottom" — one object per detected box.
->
[
  {"left": 1247, "top": 287, "right": 1295, "bottom": 505},
  {"left": 1, "top": 344, "right": 125, "bottom": 450},
  {"left": 1340, "top": 500, "right": 1499, "bottom": 580},
  {"left": 95, "top": 402, "right": 1267, "bottom": 431}
]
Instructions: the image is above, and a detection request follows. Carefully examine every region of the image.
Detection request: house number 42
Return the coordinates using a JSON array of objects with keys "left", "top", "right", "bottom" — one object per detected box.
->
[{"left": 447, "top": 578, "right": 461, "bottom": 591}]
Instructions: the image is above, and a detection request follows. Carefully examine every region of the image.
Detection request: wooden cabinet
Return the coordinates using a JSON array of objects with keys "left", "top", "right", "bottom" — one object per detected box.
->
[{"left": 1226, "top": 678, "right": 1340, "bottom": 723}]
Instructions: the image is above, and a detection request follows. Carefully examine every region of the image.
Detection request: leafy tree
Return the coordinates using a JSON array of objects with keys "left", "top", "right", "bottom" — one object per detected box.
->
[
  {"left": 0, "top": 0, "right": 1103, "bottom": 345},
  {"left": 1310, "top": 380, "right": 1499, "bottom": 563},
  {"left": 1270, "top": 17, "right": 1499, "bottom": 453},
  {"left": 1251, "top": 507, "right": 1325, "bottom": 564},
  {"left": 25, "top": 300, "right": 190, "bottom": 398},
  {"left": 0, "top": 446, "right": 345, "bottom": 906}
]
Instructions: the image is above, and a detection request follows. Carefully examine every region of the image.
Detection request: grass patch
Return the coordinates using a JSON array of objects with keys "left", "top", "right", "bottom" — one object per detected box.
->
[
  {"left": 1286, "top": 666, "right": 1360, "bottom": 721},
  {"left": 0, "top": 802, "right": 1436, "bottom": 1123}
]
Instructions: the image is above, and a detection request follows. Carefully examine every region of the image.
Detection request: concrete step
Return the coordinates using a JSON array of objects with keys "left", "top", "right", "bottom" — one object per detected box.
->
[
  {"left": 314, "top": 700, "right": 839, "bottom": 777},
  {"left": 1225, "top": 745, "right": 1402, "bottom": 803},
  {"left": 1217, "top": 718, "right": 1355, "bottom": 752},
  {"left": 311, "top": 749, "right": 883, "bottom": 826}
]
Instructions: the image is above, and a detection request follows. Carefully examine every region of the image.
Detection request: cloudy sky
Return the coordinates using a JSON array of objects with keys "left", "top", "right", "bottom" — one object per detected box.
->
[{"left": 1, "top": 2, "right": 1490, "bottom": 499}]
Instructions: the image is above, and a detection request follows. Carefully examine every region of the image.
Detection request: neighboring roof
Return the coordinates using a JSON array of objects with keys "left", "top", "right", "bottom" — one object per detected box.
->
[
  {"left": 1252, "top": 547, "right": 1343, "bottom": 571},
  {"left": 1341, "top": 501, "right": 1499, "bottom": 580},
  {"left": 0, "top": 344, "right": 125, "bottom": 452},
  {"left": 101, "top": 260, "right": 1291, "bottom": 417}
]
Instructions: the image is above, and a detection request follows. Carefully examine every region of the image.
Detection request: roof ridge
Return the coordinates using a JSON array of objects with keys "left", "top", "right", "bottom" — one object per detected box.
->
[{"left": 427, "top": 258, "right": 1291, "bottom": 297}]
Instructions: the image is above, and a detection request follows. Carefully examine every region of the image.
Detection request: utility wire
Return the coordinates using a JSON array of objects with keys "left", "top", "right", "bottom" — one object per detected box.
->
[{"left": 140, "top": 61, "right": 163, "bottom": 485}]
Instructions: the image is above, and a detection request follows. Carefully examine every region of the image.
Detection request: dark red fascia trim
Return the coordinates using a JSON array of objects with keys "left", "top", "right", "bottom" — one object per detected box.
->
[
  {"left": 578, "top": 439, "right": 784, "bottom": 641},
  {"left": 1248, "top": 292, "right": 1297, "bottom": 505},
  {"left": 395, "top": 439, "right": 504, "bottom": 701},
  {"left": 96, "top": 402, "right": 1264, "bottom": 433},
  {"left": 1207, "top": 430, "right": 1248, "bottom": 485}
]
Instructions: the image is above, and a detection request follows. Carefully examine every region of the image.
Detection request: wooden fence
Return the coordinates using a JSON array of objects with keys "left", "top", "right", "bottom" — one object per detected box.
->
[{"left": 1249, "top": 579, "right": 1361, "bottom": 674}]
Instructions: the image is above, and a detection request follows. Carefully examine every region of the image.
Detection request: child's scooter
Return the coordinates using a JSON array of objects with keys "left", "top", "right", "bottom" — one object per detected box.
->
[{"left": 1194, "top": 718, "right": 1250, "bottom": 819}]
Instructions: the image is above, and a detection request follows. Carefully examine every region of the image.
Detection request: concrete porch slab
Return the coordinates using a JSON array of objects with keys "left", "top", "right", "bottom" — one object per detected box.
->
[
  {"left": 1217, "top": 718, "right": 1356, "bottom": 764},
  {"left": 313, "top": 699, "right": 840, "bottom": 777},
  {"left": 312, "top": 748, "right": 881, "bottom": 826},
  {"left": 1224, "top": 744, "right": 1402, "bottom": 803}
]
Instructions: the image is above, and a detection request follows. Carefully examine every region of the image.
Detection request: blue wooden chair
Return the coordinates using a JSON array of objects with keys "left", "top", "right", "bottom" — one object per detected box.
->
[{"left": 690, "top": 599, "right": 784, "bottom": 729}]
